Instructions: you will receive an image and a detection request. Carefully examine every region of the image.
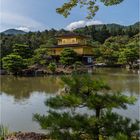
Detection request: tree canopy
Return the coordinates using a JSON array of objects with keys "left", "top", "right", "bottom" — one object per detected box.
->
[
  {"left": 32, "top": 47, "right": 51, "bottom": 66},
  {"left": 2, "top": 54, "right": 27, "bottom": 74},
  {"left": 118, "top": 46, "right": 139, "bottom": 68},
  {"left": 60, "top": 48, "right": 78, "bottom": 66},
  {"left": 56, "top": 0, "right": 124, "bottom": 19}
]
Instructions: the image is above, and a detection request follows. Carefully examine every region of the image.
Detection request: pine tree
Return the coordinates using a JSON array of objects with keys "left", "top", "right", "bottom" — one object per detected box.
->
[
  {"left": 34, "top": 75, "right": 139, "bottom": 140},
  {"left": 116, "top": 27, "right": 123, "bottom": 35},
  {"left": 101, "top": 25, "right": 110, "bottom": 42},
  {"left": 125, "top": 26, "right": 134, "bottom": 37},
  {"left": 90, "top": 25, "right": 97, "bottom": 41},
  {"left": 84, "top": 26, "right": 90, "bottom": 35}
]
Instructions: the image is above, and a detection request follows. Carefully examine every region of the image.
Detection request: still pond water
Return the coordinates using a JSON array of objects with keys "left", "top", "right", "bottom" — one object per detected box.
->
[{"left": 0, "top": 68, "right": 139, "bottom": 133}]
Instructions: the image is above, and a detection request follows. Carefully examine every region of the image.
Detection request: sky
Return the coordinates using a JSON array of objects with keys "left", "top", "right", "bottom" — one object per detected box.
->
[{"left": 0, "top": 0, "right": 139, "bottom": 32}]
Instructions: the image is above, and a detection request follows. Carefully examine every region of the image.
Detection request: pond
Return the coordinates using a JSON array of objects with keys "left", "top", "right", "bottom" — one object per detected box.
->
[{"left": 0, "top": 68, "right": 139, "bottom": 133}]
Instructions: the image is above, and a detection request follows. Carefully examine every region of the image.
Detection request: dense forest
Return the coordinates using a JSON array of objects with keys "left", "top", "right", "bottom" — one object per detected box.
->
[{"left": 0, "top": 22, "right": 139, "bottom": 74}]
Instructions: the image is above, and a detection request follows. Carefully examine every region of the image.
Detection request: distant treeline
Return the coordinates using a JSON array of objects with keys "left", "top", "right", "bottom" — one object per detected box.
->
[
  {"left": 75, "top": 22, "right": 140, "bottom": 43},
  {"left": 1, "top": 22, "right": 139, "bottom": 58}
]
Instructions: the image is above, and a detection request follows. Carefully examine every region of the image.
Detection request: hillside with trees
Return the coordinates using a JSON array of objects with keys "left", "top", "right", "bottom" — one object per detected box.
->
[
  {"left": 1, "top": 29, "right": 26, "bottom": 35},
  {"left": 0, "top": 22, "right": 139, "bottom": 75}
]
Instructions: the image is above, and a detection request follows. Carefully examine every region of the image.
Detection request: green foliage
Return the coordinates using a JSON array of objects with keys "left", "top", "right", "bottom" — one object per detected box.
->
[
  {"left": 40, "top": 38, "right": 57, "bottom": 48},
  {"left": 97, "top": 25, "right": 111, "bottom": 43},
  {"left": 100, "top": 45, "right": 119, "bottom": 64},
  {"left": 61, "top": 75, "right": 110, "bottom": 93},
  {"left": 109, "top": 133, "right": 128, "bottom": 140},
  {"left": 104, "top": 36, "right": 129, "bottom": 46},
  {"left": 34, "top": 75, "right": 139, "bottom": 140},
  {"left": 73, "top": 61, "right": 83, "bottom": 70},
  {"left": 100, "top": 111, "right": 139, "bottom": 137},
  {"left": 48, "top": 62, "right": 57, "bottom": 73},
  {"left": 0, "top": 39, "right": 13, "bottom": 58},
  {"left": 60, "top": 48, "right": 78, "bottom": 66},
  {"left": 34, "top": 111, "right": 89, "bottom": 140},
  {"left": 56, "top": 0, "right": 124, "bottom": 19},
  {"left": 13, "top": 44, "right": 33, "bottom": 59},
  {"left": 118, "top": 46, "right": 139, "bottom": 68},
  {"left": 46, "top": 38, "right": 57, "bottom": 46},
  {"left": 0, "top": 125, "right": 9, "bottom": 140},
  {"left": 46, "top": 94, "right": 83, "bottom": 108},
  {"left": 2, "top": 54, "right": 27, "bottom": 74},
  {"left": 93, "top": 35, "right": 139, "bottom": 66},
  {"left": 32, "top": 47, "right": 50, "bottom": 65},
  {"left": 0, "top": 23, "right": 139, "bottom": 73},
  {"left": 92, "top": 47, "right": 102, "bottom": 59},
  {"left": 101, "top": 36, "right": 128, "bottom": 63}
]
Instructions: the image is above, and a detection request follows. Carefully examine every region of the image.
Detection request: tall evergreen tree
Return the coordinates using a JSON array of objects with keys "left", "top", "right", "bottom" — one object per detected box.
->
[
  {"left": 84, "top": 26, "right": 90, "bottom": 35},
  {"left": 125, "top": 26, "right": 134, "bottom": 37},
  {"left": 34, "top": 75, "right": 139, "bottom": 140},
  {"left": 90, "top": 25, "right": 97, "bottom": 40},
  {"left": 101, "top": 25, "right": 110, "bottom": 42},
  {"left": 116, "top": 27, "right": 123, "bottom": 35}
]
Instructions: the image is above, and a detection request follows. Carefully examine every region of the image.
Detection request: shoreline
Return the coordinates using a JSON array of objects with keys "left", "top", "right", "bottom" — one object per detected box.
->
[
  {"left": 6, "top": 132, "right": 49, "bottom": 140},
  {"left": 0, "top": 65, "right": 139, "bottom": 76}
]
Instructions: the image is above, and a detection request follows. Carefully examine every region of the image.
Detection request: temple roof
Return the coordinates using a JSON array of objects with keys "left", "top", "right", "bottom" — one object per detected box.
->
[
  {"left": 47, "top": 44, "right": 92, "bottom": 48},
  {"left": 55, "top": 32, "right": 90, "bottom": 39}
]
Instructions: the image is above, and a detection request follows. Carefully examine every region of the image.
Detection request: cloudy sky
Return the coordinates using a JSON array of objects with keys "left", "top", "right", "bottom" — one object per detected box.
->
[{"left": 0, "top": 0, "right": 139, "bottom": 32}]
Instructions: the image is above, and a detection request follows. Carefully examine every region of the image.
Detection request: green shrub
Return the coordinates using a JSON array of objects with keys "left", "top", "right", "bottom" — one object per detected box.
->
[
  {"left": 2, "top": 54, "right": 27, "bottom": 74},
  {"left": 48, "top": 62, "right": 57, "bottom": 73}
]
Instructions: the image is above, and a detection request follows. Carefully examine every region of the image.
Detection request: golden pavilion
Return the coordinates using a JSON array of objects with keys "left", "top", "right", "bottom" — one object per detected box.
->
[{"left": 48, "top": 33, "right": 94, "bottom": 64}]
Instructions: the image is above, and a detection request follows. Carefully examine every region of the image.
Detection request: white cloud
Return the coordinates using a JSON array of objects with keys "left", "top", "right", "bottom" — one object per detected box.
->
[
  {"left": 86, "top": 20, "right": 103, "bottom": 26},
  {"left": 15, "top": 26, "right": 30, "bottom": 32},
  {"left": 66, "top": 20, "right": 103, "bottom": 30},
  {"left": 0, "top": 12, "right": 47, "bottom": 31}
]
